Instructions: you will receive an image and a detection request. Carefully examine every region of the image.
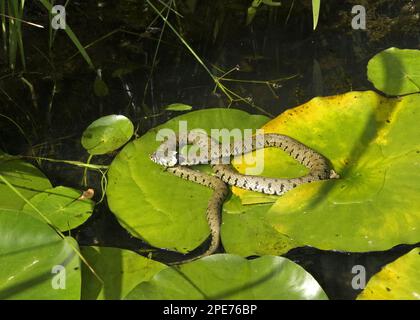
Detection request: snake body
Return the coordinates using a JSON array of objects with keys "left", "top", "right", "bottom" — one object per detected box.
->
[{"left": 151, "top": 132, "right": 338, "bottom": 263}]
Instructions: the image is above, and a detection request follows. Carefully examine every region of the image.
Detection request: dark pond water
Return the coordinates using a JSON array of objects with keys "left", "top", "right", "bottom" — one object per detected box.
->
[{"left": 1, "top": 0, "right": 419, "bottom": 299}]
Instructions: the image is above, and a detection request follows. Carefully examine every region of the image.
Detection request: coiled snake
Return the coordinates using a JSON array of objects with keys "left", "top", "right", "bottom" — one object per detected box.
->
[{"left": 150, "top": 131, "right": 339, "bottom": 263}]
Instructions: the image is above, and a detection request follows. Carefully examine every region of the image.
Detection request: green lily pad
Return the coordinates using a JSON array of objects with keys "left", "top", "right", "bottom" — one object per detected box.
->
[
  {"left": 125, "top": 254, "right": 328, "bottom": 300},
  {"left": 0, "top": 158, "right": 52, "bottom": 210},
  {"left": 0, "top": 211, "right": 81, "bottom": 299},
  {"left": 106, "top": 109, "right": 269, "bottom": 253},
  {"left": 221, "top": 196, "right": 300, "bottom": 257},
  {"left": 81, "top": 115, "right": 134, "bottom": 155},
  {"left": 367, "top": 47, "right": 420, "bottom": 96},
  {"left": 81, "top": 246, "right": 167, "bottom": 300},
  {"left": 22, "top": 186, "right": 94, "bottom": 231},
  {"left": 232, "top": 90, "right": 420, "bottom": 252},
  {"left": 357, "top": 248, "right": 420, "bottom": 300}
]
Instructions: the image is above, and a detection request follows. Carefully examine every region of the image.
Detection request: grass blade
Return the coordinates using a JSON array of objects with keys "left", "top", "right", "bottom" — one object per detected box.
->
[
  {"left": 312, "top": 0, "right": 321, "bottom": 30},
  {"left": 38, "top": 0, "right": 94, "bottom": 69}
]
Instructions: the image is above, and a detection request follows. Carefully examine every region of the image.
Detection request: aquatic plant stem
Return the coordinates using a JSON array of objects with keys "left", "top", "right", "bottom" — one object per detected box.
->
[
  {"left": 145, "top": 0, "right": 274, "bottom": 117},
  {"left": 82, "top": 154, "right": 93, "bottom": 187}
]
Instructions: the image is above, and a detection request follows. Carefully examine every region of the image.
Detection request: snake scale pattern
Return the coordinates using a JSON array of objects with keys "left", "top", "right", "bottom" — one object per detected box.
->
[{"left": 151, "top": 132, "right": 338, "bottom": 263}]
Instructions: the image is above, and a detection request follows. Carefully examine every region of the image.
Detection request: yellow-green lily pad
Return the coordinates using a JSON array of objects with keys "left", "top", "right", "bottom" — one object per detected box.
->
[
  {"left": 233, "top": 90, "right": 420, "bottom": 252},
  {"left": 367, "top": 47, "right": 420, "bottom": 96},
  {"left": 357, "top": 248, "right": 420, "bottom": 300},
  {"left": 22, "top": 186, "right": 94, "bottom": 231},
  {"left": 81, "top": 115, "right": 134, "bottom": 155}
]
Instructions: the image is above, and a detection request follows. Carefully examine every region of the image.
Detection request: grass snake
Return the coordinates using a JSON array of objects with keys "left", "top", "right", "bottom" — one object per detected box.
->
[{"left": 150, "top": 131, "right": 339, "bottom": 263}]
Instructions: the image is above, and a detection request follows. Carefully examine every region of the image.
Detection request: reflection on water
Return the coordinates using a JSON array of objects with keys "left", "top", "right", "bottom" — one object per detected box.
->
[{"left": 0, "top": 0, "right": 419, "bottom": 299}]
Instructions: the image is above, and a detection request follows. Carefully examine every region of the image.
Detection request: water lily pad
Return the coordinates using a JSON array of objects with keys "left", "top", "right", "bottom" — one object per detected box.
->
[
  {"left": 367, "top": 47, "right": 420, "bottom": 96},
  {"left": 106, "top": 109, "right": 269, "bottom": 253},
  {"left": 125, "top": 254, "right": 328, "bottom": 300},
  {"left": 234, "top": 91, "right": 420, "bottom": 252},
  {"left": 0, "top": 211, "right": 81, "bottom": 299},
  {"left": 22, "top": 186, "right": 94, "bottom": 231},
  {"left": 221, "top": 196, "right": 300, "bottom": 257},
  {"left": 357, "top": 248, "right": 420, "bottom": 300},
  {"left": 0, "top": 158, "right": 52, "bottom": 210},
  {"left": 81, "top": 115, "right": 134, "bottom": 155},
  {"left": 81, "top": 246, "right": 167, "bottom": 300}
]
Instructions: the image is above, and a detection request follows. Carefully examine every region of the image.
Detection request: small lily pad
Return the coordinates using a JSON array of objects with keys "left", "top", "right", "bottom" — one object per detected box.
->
[
  {"left": 81, "top": 115, "right": 134, "bottom": 155},
  {"left": 367, "top": 47, "right": 420, "bottom": 95},
  {"left": 22, "top": 186, "right": 94, "bottom": 231}
]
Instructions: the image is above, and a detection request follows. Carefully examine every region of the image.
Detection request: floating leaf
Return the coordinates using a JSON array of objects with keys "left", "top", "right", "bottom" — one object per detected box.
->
[
  {"left": 125, "top": 254, "right": 328, "bottom": 300},
  {"left": 367, "top": 47, "right": 420, "bottom": 95},
  {"left": 81, "top": 115, "right": 134, "bottom": 155},
  {"left": 0, "top": 158, "right": 52, "bottom": 210},
  {"left": 262, "top": 0, "right": 281, "bottom": 6},
  {"left": 22, "top": 186, "right": 94, "bottom": 231},
  {"left": 234, "top": 90, "right": 420, "bottom": 252},
  {"left": 165, "top": 103, "right": 193, "bottom": 112},
  {"left": 222, "top": 197, "right": 300, "bottom": 257},
  {"left": 106, "top": 109, "right": 269, "bottom": 253},
  {"left": 81, "top": 247, "right": 167, "bottom": 300},
  {"left": 357, "top": 248, "right": 420, "bottom": 300},
  {"left": 0, "top": 212, "right": 81, "bottom": 299}
]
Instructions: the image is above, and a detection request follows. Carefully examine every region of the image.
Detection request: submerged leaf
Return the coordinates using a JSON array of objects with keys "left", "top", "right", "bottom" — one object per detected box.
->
[
  {"left": 93, "top": 76, "right": 109, "bottom": 97},
  {"left": 234, "top": 90, "right": 420, "bottom": 252}
]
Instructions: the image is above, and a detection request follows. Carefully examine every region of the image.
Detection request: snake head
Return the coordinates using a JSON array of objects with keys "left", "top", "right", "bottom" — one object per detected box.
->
[{"left": 150, "top": 150, "right": 178, "bottom": 167}]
